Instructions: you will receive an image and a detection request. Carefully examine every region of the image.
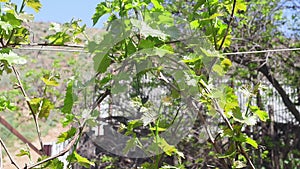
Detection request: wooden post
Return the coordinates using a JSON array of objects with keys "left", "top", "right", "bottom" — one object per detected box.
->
[{"left": 0, "top": 116, "right": 42, "bottom": 155}]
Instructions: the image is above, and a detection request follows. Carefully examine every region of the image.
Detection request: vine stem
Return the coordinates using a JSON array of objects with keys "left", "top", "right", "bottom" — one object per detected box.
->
[
  {"left": 199, "top": 80, "right": 255, "bottom": 168},
  {"left": 218, "top": 0, "right": 237, "bottom": 50},
  {"left": 0, "top": 137, "right": 20, "bottom": 169},
  {"left": 212, "top": 0, "right": 255, "bottom": 167},
  {"left": 26, "top": 86, "right": 110, "bottom": 168},
  {"left": 5, "top": 0, "right": 26, "bottom": 47},
  {"left": 196, "top": 104, "right": 230, "bottom": 168},
  {"left": 26, "top": 126, "right": 83, "bottom": 169},
  {"left": 12, "top": 66, "right": 44, "bottom": 154},
  {"left": 238, "top": 144, "right": 255, "bottom": 169}
]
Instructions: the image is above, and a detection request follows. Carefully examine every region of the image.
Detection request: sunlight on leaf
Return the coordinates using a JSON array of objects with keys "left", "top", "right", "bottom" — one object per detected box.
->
[{"left": 26, "top": 0, "right": 42, "bottom": 13}]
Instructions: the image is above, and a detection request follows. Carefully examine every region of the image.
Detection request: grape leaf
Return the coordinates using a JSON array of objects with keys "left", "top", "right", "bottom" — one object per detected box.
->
[
  {"left": 0, "top": 51, "right": 27, "bottom": 65},
  {"left": 26, "top": 0, "right": 42, "bottom": 12},
  {"left": 57, "top": 127, "right": 77, "bottom": 143},
  {"left": 73, "top": 151, "right": 95, "bottom": 168},
  {"left": 92, "top": 2, "right": 111, "bottom": 25},
  {"left": 62, "top": 79, "right": 75, "bottom": 114}
]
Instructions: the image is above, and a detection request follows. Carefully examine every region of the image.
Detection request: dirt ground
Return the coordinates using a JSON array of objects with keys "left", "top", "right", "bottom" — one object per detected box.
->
[{"left": 2, "top": 123, "right": 70, "bottom": 169}]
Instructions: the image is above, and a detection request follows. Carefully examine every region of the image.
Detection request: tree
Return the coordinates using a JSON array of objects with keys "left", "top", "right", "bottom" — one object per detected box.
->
[{"left": 228, "top": 0, "right": 300, "bottom": 123}]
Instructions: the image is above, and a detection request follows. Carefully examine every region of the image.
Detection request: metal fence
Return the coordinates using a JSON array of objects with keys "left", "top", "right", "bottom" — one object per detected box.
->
[
  {"left": 44, "top": 140, "right": 70, "bottom": 168},
  {"left": 228, "top": 79, "right": 300, "bottom": 125}
]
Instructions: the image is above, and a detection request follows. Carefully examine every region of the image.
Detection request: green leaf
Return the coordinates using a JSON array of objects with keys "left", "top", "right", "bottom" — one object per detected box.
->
[
  {"left": 245, "top": 137, "right": 258, "bottom": 149},
  {"left": 255, "top": 109, "right": 269, "bottom": 122},
  {"left": 138, "top": 39, "right": 156, "bottom": 49},
  {"left": 3, "top": 13, "right": 21, "bottom": 28},
  {"left": 244, "top": 116, "right": 257, "bottom": 125},
  {"left": 250, "top": 105, "right": 269, "bottom": 122},
  {"left": 221, "top": 58, "right": 232, "bottom": 68},
  {"left": 62, "top": 114, "right": 75, "bottom": 127},
  {"left": 93, "top": 53, "right": 111, "bottom": 73},
  {"left": 123, "top": 138, "right": 137, "bottom": 154},
  {"left": 190, "top": 20, "right": 200, "bottom": 29},
  {"left": 0, "top": 51, "right": 27, "bottom": 65},
  {"left": 218, "top": 144, "right": 236, "bottom": 158},
  {"left": 207, "top": 13, "right": 223, "bottom": 20},
  {"left": 212, "top": 64, "right": 225, "bottom": 76},
  {"left": 29, "top": 98, "right": 54, "bottom": 119},
  {"left": 151, "top": 0, "right": 164, "bottom": 10},
  {"left": 16, "top": 148, "right": 30, "bottom": 157},
  {"left": 0, "top": 96, "right": 17, "bottom": 111},
  {"left": 47, "top": 158, "right": 64, "bottom": 169},
  {"left": 73, "top": 151, "right": 95, "bottom": 168},
  {"left": 0, "top": 21, "right": 13, "bottom": 34},
  {"left": 149, "top": 126, "right": 166, "bottom": 132},
  {"left": 130, "top": 19, "right": 167, "bottom": 40},
  {"left": 159, "top": 138, "right": 177, "bottom": 156},
  {"left": 41, "top": 77, "right": 59, "bottom": 86},
  {"left": 126, "top": 119, "right": 143, "bottom": 133},
  {"left": 193, "top": 0, "right": 205, "bottom": 12},
  {"left": 218, "top": 150, "right": 236, "bottom": 158},
  {"left": 0, "top": 48, "right": 11, "bottom": 54},
  {"left": 235, "top": 0, "right": 247, "bottom": 13},
  {"left": 157, "top": 137, "right": 184, "bottom": 158},
  {"left": 57, "top": 127, "right": 77, "bottom": 143},
  {"left": 233, "top": 160, "right": 247, "bottom": 168},
  {"left": 92, "top": 2, "right": 111, "bottom": 25},
  {"left": 127, "top": 39, "right": 137, "bottom": 55},
  {"left": 61, "top": 79, "right": 75, "bottom": 114},
  {"left": 26, "top": 0, "right": 42, "bottom": 12}
]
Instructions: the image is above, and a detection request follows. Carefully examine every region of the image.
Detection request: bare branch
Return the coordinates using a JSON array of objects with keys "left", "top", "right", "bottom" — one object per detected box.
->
[
  {"left": 0, "top": 137, "right": 20, "bottom": 169},
  {"left": 12, "top": 66, "right": 44, "bottom": 154}
]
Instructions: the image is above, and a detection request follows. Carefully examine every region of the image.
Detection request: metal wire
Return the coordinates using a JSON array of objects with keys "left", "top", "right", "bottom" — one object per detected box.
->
[
  {"left": 13, "top": 47, "right": 87, "bottom": 53},
  {"left": 12, "top": 46, "right": 300, "bottom": 55},
  {"left": 223, "top": 48, "right": 300, "bottom": 55}
]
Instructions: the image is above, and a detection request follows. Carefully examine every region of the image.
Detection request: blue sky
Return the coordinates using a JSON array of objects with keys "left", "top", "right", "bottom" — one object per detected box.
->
[{"left": 12, "top": 0, "right": 106, "bottom": 28}]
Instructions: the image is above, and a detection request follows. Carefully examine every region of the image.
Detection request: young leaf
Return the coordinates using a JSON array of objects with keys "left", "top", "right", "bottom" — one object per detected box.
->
[
  {"left": 235, "top": 0, "right": 247, "bottom": 13},
  {"left": 73, "top": 151, "right": 95, "bottom": 168},
  {"left": 250, "top": 105, "right": 269, "bottom": 122},
  {"left": 41, "top": 77, "right": 59, "bottom": 86},
  {"left": 157, "top": 137, "right": 184, "bottom": 158},
  {"left": 26, "top": 0, "right": 42, "bottom": 12},
  {"left": 29, "top": 98, "right": 54, "bottom": 119},
  {"left": 212, "top": 64, "right": 225, "bottom": 76},
  {"left": 0, "top": 51, "right": 27, "bottom": 65},
  {"left": 245, "top": 137, "right": 258, "bottom": 149},
  {"left": 244, "top": 116, "right": 257, "bottom": 125},
  {"left": 47, "top": 158, "right": 64, "bottom": 169},
  {"left": 57, "top": 127, "right": 77, "bottom": 143},
  {"left": 16, "top": 148, "right": 30, "bottom": 157},
  {"left": 92, "top": 2, "right": 112, "bottom": 25},
  {"left": 151, "top": 0, "right": 164, "bottom": 10}
]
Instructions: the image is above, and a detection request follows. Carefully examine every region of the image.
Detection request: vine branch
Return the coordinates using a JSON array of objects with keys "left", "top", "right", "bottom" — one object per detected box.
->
[
  {"left": 218, "top": 0, "right": 237, "bottom": 50},
  {"left": 25, "top": 127, "right": 82, "bottom": 169},
  {"left": 0, "top": 137, "right": 20, "bottom": 169},
  {"left": 12, "top": 66, "right": 44, "bottom": 154}
]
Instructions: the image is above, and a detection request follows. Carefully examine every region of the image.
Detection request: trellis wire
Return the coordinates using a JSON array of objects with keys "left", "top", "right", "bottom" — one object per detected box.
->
[{"left": 12, "top": 46, "right": 300, "bottom": 55}]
